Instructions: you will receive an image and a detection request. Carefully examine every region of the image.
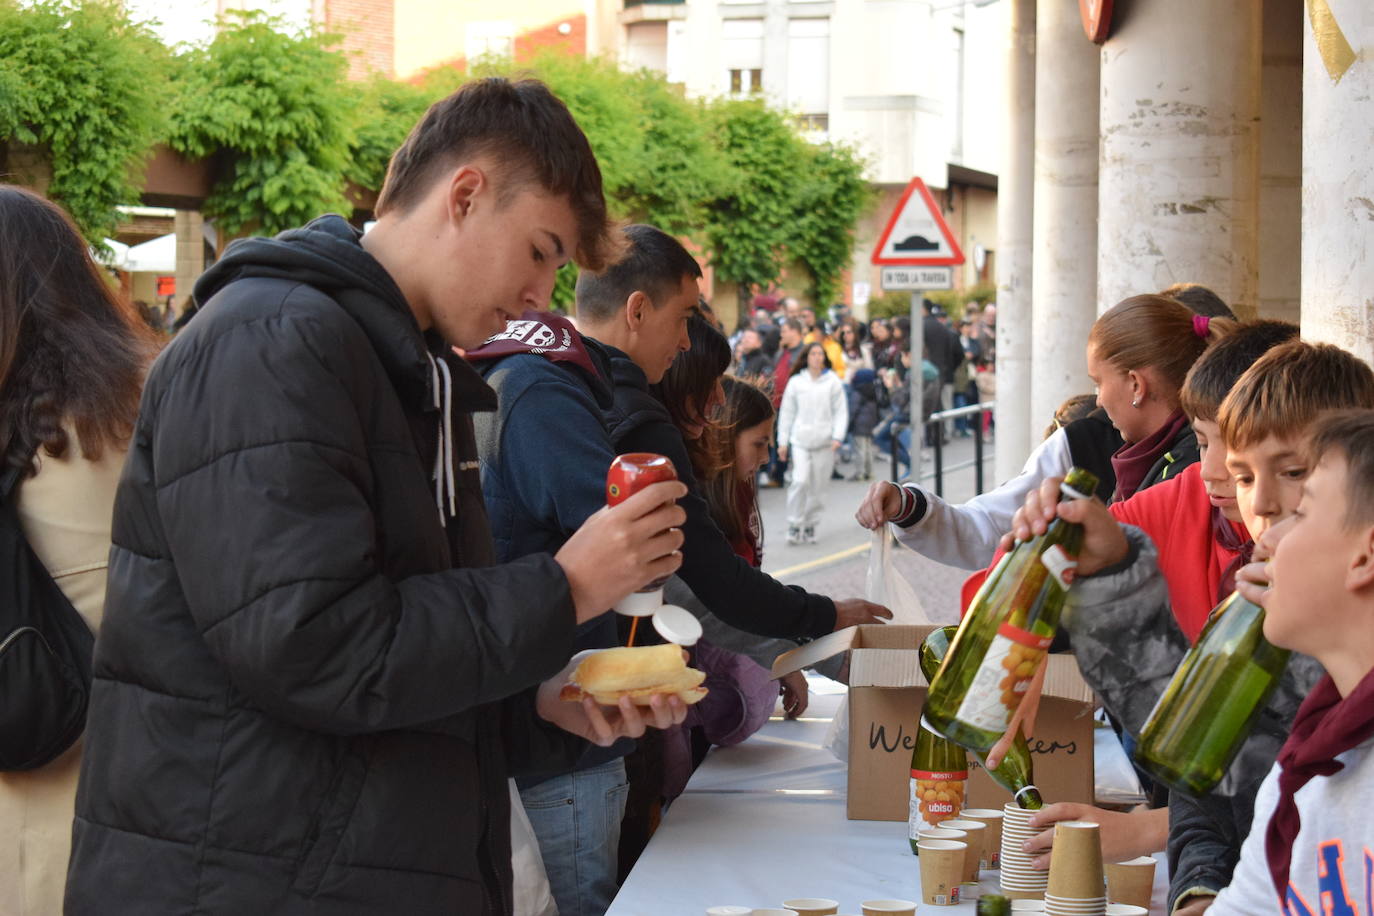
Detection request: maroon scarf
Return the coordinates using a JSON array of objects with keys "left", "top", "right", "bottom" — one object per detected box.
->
[
  {"left": 1265, "top": 667, "right": 1374, "bottom": 900},
  {"left": 1110, "top": 409, "right": 1190, "bottom": 502},
  {"left": 1212, "top": 506, "right": 1253, "bottom": 603},
  {"left": 464, "top": 310, "right": 597, "bottom": 376}
]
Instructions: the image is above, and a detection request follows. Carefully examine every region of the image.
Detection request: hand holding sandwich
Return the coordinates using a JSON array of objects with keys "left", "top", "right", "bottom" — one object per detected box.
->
[{"left": 537, "top": 648, "right": 693, "bottom": 746}]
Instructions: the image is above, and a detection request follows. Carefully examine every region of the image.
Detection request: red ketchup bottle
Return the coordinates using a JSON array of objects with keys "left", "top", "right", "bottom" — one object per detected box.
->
[{"left": 605, "top": 453, "right": 700, "bottom": 646}]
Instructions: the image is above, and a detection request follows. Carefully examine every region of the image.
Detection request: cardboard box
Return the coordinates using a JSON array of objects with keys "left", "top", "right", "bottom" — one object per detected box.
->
[{"left": 773, "top": 624, "right": 1097, "bottom": 821}]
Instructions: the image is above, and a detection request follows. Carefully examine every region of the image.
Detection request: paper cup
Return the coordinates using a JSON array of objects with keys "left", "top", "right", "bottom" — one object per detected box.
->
[
  {"left": 1104, "top": 905, "right": 1148, "bottom": 915},
  {"left": 960, "top": 808, "right": 1005, "bottom": 868},
  {"left": 917, "top": 838, "right": 967, "bottom": 906},
  {"left": 1011, "top": 901, "right": 1046, "bottom": 911},
  {"left": 754, "top": 910, "right": 798, "bottom": 915},
  {"left": 1045, "top": 821, "right": 1105, "bottom": 900},
  {"left": 1105, "top": 856, "right": 1156, "bottom": 910},
  {"left": 707, "top": 908, "right": 753, "bottom": 916},
  {"left": 860, "top": 898, "right": 919, "bottom": 915},
  {"left": 940, "top": 818, "right": 988, "bottom": 880},
  {"left": 916, "top": 826, "right": 966, "bottom": 855},
  {"left": 782, "top": 899, "right": 839, "bottom": 916}
]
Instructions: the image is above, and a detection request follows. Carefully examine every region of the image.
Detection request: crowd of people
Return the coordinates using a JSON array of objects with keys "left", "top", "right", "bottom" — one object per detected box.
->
[
  {"left": 2, "top": 75, "right": 1373, "bottom": 916},
  {"left": 724, "top": 296, "right": 997, "bottom": 544}
]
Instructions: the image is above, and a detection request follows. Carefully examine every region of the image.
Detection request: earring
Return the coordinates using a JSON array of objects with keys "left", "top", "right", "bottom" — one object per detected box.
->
[{"left": 1131, "top": 398, "right": 1141, "bottom": 408}]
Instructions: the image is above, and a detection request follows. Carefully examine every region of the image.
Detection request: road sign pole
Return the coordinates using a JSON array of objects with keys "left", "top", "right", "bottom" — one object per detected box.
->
[{"left": 909, "top": 292, "right": 923, "bottom": 486}]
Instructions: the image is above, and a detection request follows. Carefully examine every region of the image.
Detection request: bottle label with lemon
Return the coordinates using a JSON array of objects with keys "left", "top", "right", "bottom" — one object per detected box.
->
[{"left": 951, "top": 622, "right": 1051, "bottom": 733}]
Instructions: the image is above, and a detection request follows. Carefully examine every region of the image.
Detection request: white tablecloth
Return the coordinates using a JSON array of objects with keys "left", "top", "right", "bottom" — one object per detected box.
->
[{"left": 607, "top": 686, "right": 1169, "bottom": 916}]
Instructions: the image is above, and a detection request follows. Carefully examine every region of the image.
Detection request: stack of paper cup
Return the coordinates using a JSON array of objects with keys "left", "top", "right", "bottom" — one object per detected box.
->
[
  {"left": 999, "top": 803, "right": 1048, "bottom": 900},
  {"left": 1043, "top": 821, "right": 1106, "bottom": 915},
  {"left": 960, "top": 808, "right": 1006, "bottom": 869}
]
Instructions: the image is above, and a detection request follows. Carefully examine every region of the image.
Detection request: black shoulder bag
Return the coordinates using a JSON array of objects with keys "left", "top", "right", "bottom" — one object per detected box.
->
[{"left": 0, "top": 453, "right": 96, "bottom": 770}]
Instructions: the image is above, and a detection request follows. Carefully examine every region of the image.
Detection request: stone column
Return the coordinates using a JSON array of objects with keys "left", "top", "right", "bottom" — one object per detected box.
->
[
  {"left": 993, "top": 0, "right": 1035, "bottom": 483},
  {"left": 173, "top": 210, "right": 204, "bottom": 317},
  {"left": 1256, "top": 0, "right": 1302, "bottom": 323},
  {"left": 1300, "top": 0, "right": 1374, "bottom": 362},
  {"left": 1097, "top": 0, "right": 1262, "bottom": 314},
  {"left": 1029, "top": 0, "right": 1098, "bottom": 441}
]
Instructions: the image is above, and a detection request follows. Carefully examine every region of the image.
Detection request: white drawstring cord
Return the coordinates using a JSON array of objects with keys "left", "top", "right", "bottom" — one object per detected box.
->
[{"left": 427, "top": 354, "right": 457, "bottom": 526}]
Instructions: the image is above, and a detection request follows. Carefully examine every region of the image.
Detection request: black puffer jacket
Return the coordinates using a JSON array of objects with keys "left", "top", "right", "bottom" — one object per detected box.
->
[{"left": 66, "top": 216, "right": 582, "bottom": 915}]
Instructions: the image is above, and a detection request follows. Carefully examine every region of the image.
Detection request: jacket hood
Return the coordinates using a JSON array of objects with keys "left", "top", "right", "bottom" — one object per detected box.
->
[
  {"left": 600, "top": 342, "right": 649, "bottom": 393},
  {"left": 195, "top": 215, "right": 434, "bottom": 404}
]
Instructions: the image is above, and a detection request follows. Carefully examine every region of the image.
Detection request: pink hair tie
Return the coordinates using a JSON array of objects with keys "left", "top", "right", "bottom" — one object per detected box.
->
[{"left": 1193, "top": 314, "right": 1211, "bottom": 338}]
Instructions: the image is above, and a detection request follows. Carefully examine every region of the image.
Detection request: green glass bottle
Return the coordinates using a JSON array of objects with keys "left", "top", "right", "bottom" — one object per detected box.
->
[
  {"left": 977, "top": 895, "right": 1011, "bottom": 916},
  {"left": 922, "top": 626, "right": 1044, "bottom": 810},
  {"left": 925, "top": 468, "right": 1097, "bottom": 754},
  {"left": 910, "top": 627, "right": 969, "bottom": 852},
  {"left": 1133, "top": 590, "right": 1291, "bottom": 795},
  {"left": 908, "top": 715, "right": 969, "bottom": 852}
]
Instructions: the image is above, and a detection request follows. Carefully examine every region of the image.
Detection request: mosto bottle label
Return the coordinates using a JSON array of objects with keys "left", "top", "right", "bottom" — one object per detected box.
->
[
  {"left": 908, "top": 768, "right": 968, "bottom": 837},
  {"left": 951, "top": 622, "right": 1052, "bottom": 733}
]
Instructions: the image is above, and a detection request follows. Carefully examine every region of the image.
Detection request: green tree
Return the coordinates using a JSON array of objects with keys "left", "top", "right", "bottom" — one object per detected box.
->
[
  {"left": 702, "top": 97, "right": 808, "bottom": 323},
  {"left": 346, "top": 74, "right": 432, "bottom": 195},
  {"left": 0, "top": 0, "right": 171, "bottom": 242},
  {"left": 168, "top": 10, "right": 355, "bottom": 237},
  {"left": 471, "top": 52, "right": 730, "bottom": 308},
  {"left": 789, "top": 141, "right": 873, "bottom": 308}
]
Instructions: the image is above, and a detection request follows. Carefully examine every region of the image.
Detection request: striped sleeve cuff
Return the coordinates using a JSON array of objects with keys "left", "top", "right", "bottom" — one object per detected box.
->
[{"left": 892, "top": 483, "right": 928, "bottom": 528}]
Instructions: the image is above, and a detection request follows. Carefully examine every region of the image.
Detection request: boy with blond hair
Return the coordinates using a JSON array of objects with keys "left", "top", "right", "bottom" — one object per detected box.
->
[{"left": 1207, "top": 409, "right": 1374, "bottom": 915}]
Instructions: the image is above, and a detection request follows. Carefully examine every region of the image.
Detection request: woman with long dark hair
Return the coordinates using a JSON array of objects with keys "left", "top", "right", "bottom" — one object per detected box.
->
[
  {"left": 652, "top": 318, "right": 807, "bottom": 808},
  {"left": 0, "top": 185, "right": 159, "bottom": 913}
]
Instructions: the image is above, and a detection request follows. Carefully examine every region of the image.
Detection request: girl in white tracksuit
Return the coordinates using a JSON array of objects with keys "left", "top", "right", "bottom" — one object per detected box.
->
[{"left": 777, "top": 342, "right": 849, "bottom": 544}]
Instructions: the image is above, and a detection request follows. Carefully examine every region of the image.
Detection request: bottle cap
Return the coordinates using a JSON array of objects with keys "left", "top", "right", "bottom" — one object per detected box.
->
[
  {"left": 652, "top": 604, "right": 702, "bottom": 646},
  {"left": 614, "top": 589, "right": 663, "bottom": 616}
]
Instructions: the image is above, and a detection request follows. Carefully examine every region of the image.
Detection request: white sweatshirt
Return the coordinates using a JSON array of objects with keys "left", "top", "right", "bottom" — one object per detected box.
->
[
  {"left": 1208, "top": 736, "right": 1374, "bottom": 916},
  {"left": 778, "top": 370, "right": 848, "bottom": 451},
  {"left": 890, "top": 427, "right": 1073, "bottom": 569}
]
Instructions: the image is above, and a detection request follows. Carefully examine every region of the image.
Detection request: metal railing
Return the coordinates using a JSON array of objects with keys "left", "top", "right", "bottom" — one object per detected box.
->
[{"left": 887, "top": 400, "right": 995, "bottom": 497}]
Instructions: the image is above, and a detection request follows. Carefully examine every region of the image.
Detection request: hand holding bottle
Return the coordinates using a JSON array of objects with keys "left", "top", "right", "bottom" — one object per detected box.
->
[
  {"left": 1234, "top": 559, "right": 1271, "bottom": 607},
  {"left": 555, "top": 480, "right": 687, "bottom": 624},
  {"left": 1004, "top": 476, "right": 1129, "bottom": 577}
]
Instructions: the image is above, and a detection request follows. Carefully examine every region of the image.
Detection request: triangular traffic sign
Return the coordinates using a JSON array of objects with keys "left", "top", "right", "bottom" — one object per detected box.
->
[{"left": 870, "top": 177, "right": 965, "bottom": 266}]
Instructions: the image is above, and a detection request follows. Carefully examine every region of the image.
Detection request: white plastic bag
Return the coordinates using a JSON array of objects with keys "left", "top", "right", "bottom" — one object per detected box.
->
[
  {"left": 509, "top": 779, "right": 559, "bottom": 916},
  {"left": 864, "top": 529, "right": 931, "bottom": 625}
]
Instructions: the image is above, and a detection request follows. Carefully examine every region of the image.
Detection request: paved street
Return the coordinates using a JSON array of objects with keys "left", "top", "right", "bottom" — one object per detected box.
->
[{"left": 758, "top": 430, "right": 1000, "bottom": 625}]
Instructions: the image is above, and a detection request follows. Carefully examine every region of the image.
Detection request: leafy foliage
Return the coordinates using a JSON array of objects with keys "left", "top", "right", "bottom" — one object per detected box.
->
[
  {"left": 788, "top": 141, "right": 873, "bottom": 307},
  {"left": 473, "top": 52, "right": 733, "bottom": 309},
  {"left": 346, "top": 74, "right": 431, "bottom": 194},
  {"left": 701, "top": 97, "right": 807, "bottom": 313},
  {"left": 167, "top": 10, "right": 355, "bottom": 236},
  {"left": 0, "top": 7, "right": 876, "bottom": 307},
  {"left": 0, "top": 0, "right": 171, "bottom": 242}
]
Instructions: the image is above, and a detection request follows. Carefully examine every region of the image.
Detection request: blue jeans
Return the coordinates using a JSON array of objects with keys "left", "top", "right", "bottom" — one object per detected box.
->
[{"left": 519, "top": 758, "right": 630, "bottom": 916}]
